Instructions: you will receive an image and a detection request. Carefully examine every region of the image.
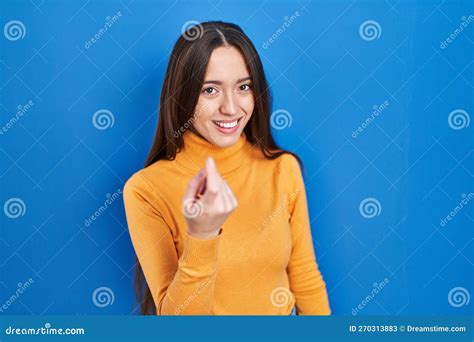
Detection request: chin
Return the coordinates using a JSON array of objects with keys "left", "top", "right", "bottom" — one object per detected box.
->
[{"left": 209, "top": 133, "right": 240, "bottom": 148}]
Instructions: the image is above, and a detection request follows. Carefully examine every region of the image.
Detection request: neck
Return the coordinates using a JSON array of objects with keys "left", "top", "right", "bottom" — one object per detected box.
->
[{"left": 175, "top": 130, "right": 250, "bottom": 176}]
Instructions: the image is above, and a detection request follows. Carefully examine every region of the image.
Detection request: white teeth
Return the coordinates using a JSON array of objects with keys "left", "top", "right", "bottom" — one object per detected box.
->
[{"left": 214, "top": 120, "right": 238, "bottom": 128}]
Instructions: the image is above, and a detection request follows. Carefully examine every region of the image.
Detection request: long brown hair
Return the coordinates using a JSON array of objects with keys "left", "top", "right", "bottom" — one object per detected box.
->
[{"left": 135, "top": 21, "right": 302, "bottom": 315}]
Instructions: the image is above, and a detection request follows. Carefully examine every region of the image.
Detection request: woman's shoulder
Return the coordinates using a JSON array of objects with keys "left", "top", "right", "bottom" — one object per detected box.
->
[
  {"left": 123, "top": 159, "right": 176, "bottom": 199},
  {"left": 248, "top": 147, "right": 303, "bottom": 190},
  {"left": 262, "top": 150, "right": 302, "bottom": 176},
  {"left": 276, "top": 152, "right": 300, "bottom": 168},
  {"left": 248, "top": 143, "right": 300, "bottom": 169}
]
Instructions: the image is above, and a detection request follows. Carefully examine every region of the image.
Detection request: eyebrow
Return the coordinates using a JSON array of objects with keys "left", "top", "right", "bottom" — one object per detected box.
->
[{"left": 202, "top": 76, "right": 252, "bottom": 85}]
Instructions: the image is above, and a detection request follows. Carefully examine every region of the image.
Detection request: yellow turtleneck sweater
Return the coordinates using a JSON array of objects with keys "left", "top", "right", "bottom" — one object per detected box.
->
[{"left": 123, "top": 130, "right": 331, "bottom": 315}]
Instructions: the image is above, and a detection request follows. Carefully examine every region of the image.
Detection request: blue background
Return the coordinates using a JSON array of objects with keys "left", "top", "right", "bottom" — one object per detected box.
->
[{"left": 1, "top": 0, "right": 472, "bottom": 315}]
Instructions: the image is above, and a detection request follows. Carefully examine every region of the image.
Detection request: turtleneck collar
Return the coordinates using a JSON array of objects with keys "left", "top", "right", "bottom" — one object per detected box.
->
[{"left": 175, "top": 130, "right": 250, "bottom": 176}]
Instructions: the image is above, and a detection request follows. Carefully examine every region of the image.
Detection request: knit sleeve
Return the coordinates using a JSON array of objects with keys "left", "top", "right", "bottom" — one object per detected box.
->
[
  {"left": 123, "top": 172, "right": 220, "bottom": 315},
  {"left": 285, "top": 156, "right": 331, "bottom": 315}
]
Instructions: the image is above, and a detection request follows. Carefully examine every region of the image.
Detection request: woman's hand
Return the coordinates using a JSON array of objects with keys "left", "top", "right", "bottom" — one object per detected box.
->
[{"left": 182, "top": 157, "right": 238, "bottom": 239}]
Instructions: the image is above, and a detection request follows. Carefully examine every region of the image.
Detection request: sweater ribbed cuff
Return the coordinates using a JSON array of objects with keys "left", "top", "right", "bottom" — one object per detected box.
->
[{"left": 180, "top": 230, "right": 221, "bottom": 272}]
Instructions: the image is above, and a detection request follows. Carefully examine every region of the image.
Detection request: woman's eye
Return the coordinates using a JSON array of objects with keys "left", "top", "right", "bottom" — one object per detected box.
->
[
  {"left": 239, "top": 84, "right": 252, "bottom": 91},
  {"left": 202, "top": 87, "right": 217, "bottom": 95}
]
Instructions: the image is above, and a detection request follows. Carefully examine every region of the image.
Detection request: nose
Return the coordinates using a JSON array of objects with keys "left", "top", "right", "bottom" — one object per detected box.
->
[{"left": 220, "top": 91, "right": 238, "bottom": 116}]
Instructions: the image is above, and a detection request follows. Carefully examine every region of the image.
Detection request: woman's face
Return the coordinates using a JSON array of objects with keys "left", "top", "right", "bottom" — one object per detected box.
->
[{"left": 191, "top": 46, "right": 255, "bottom": 148}]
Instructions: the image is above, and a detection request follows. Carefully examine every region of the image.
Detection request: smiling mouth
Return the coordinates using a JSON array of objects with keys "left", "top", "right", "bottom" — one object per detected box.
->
[{"left": 212, "top": 117, "right": 243, "bottom": 129}]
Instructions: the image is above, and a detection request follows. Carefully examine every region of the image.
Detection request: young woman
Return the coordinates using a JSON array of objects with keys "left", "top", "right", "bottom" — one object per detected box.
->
[{"left": 123, "top": 21, "right": 331, "bottom": 315}]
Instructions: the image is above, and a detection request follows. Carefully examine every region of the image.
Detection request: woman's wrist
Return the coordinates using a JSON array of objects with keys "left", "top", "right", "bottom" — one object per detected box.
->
[{"left": 187, "top": 227, "right": 221, "bottom": 240}]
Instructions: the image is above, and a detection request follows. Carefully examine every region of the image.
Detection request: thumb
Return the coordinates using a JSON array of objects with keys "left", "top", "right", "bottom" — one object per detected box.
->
[{"left": 183, "top": 169, "right": 205, "bottom": 200}]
